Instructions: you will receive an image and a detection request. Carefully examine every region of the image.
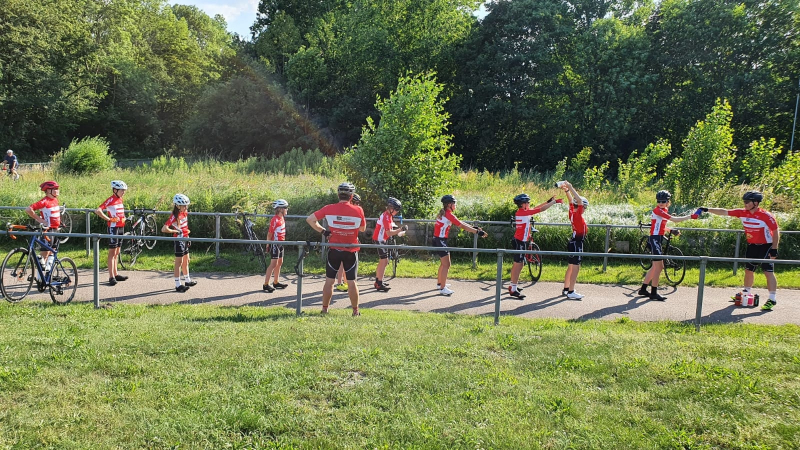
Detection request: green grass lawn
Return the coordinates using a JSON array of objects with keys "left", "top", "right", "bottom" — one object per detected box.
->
[
  {"left": 1, "top": 302, "right": 798, "bottom": 448},
  {"left": 42, "top": 244, "right": 800, "bottom": 290}
]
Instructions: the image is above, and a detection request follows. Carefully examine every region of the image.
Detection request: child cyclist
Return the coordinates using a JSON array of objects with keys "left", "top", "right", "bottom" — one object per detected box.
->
[
  {"left": 704, "top": 190, "right": 780, "bottom": 311},
  {"left": 638, "top": 190, "right": 694, "bottom": 301},
  {"left": 25, "top": 181, "right": 62, "bottom": 280},
  {"left": 373, "top": 197, "right": 408, "bottom": 292},
  {"left": 559, "top": 181, "right": 588, "bottom": 299},
  {"left": 434, "top": 194, "right": 487, "bottom": 296},
  {"left": 335, "top": 193, "right": 361, "bottom": 291},
  {"left": 508, "top": 193, "right": 559, "bottom": 298},
  {"left": 95, "top": 180, "right": 128, "bottom": 286},
  {"left": 263, "top": 199, "right": 289, "bottom": 293},
  {"left": 161, "top": 194, "right": 196, "bottom": 293}
]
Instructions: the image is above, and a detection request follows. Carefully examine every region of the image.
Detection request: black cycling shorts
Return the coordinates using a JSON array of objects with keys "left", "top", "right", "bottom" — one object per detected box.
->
[
  {"left": 567, "top": 237, "right": 584, "bottom": 265},
  {"left": 327, "top": 249, "right": 358, "bottom": 280},
  {"left": 174, "top": 240, "right": 190, "bottom": 257},
  {"left": 648, "top": 235, "right": 664, "bottom": 258},
  {"left": 511, "top": 238, "right": 527, "bottom": 263},
  {"left": 432, "top": 237, "right": 449, "bottom": 258},
  {"left": 108, "top": 226, "right": 124, "bottom": 249},
  {"left": 375, "top": 239, "right": 389, "bottom": 260},
  {"left": 270, "top": 243, "right": 284, "bottom": 259},
  {"left": 745, "top": 243, "right": 774, "bottom": 273}
]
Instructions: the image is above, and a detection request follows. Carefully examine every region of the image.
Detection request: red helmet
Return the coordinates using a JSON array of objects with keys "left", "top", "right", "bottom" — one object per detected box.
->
[{"left": 40, "top": 181, "right": 60, "bottom": 191}]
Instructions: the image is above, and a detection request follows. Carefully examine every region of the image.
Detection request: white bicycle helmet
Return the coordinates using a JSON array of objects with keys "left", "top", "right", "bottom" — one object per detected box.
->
[
  {"left": 6, "top": 149, "right": 12, "bottom": 155},
  {"left": 273, "top": 199, "right": 289, "bottom": 209},
  {"left": 111, "top": 180, "right": 128, "bottom": 190},
  {"left": 173, "top": 193, "right": 190, "bottom": 206},
  {"left": 580, "top": 196, "right": 589, "bottom": 208}
]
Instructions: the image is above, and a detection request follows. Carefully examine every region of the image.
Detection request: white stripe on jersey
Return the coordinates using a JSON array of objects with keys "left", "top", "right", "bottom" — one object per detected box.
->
[{"left": 325, "top": 215, "right": 362, "bottom": 230}]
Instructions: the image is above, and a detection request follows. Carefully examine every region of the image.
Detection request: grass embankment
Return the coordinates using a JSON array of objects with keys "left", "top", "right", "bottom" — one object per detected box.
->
[{"left": 1, "top": 303, "right": 798, "bottom": 448}]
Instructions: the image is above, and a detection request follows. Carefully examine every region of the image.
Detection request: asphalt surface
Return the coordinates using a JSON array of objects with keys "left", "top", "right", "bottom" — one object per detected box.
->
[{"left": 20, "top": 269, "right": 799, "bottom": 326}]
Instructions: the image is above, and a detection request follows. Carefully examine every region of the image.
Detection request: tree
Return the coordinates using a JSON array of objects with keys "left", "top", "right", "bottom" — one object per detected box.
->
[{"left": 342, "top": 73, "right": 461, "bottom": 217}]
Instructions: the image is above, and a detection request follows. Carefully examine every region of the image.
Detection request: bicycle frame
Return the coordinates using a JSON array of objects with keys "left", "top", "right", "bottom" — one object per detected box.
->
[{"left": 8, "top": 226, "right": 63, "bottom": 286}]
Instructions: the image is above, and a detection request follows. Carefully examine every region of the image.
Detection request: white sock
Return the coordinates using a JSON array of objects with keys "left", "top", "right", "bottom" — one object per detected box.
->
[
  {"left": 769, "top": 292, "right": 776, "bottom": 301},
  {"left": 510, "top": 283, "right": 517, "bottom": 291},
  {"left": 175, "top": 278, "right": 181, "bottom": 288},
  {"left": 742, "top": 287, "right": 751, "bottom": 293},
  {"left": 184, "top": 273, "right": 191, "bottom": 282}
]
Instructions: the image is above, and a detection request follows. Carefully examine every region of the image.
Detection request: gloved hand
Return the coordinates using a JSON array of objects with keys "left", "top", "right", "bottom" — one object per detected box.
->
[
  {"left": 477, "top": 229, "right": 487, "bottom": 238},
  {"left": 321, "top": 228, "right": 331, "bottom": 237},
  {"left": 769, "top": 248, "right": 778, "bottom": 258},
  {"left": 669, "top": 229, "right": 681, "bottom": 237},
  {"left": 699, "top": 207, "right": 709, "bottom": 212}
]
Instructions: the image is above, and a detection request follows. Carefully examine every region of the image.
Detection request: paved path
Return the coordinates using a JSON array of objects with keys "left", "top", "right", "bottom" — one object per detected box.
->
[{"left": 30, "top": 270, "right": 800, "bottom": 325}]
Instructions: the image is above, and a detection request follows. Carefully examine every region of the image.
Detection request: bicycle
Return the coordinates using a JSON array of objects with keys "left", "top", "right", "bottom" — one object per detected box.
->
[
  {"left": 1, "top": 223, "right": 78, "bottom": 304},
  {"left": 234, "top": 209, "right": 267, "bottom": 271},
  {"left": 2, "top": 165, "right": 22, "bottom": 182},
  {"left": 57, "top": 204, "right": 73, "bottom": 244},
  {"left": 510, "top": 216, "right": 543, "bottom": 283},
  {"left": 117, "top": 207, "right": 158, "bottom": 269},
  {"left": 637, "top": 222, "right": 686, "bottom": 286},
  {"left": 294, "top": 240, "right": 324, "bottom": 277},
  {"left": 386, "top": 234, "right": 408, "bottom": 280}
]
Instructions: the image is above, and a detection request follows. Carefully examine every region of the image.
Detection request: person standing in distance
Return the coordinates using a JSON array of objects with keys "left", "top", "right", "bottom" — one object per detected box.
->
[
  {"left": 263, "top": 199, "right": 289, "bottom": 293},
  {"left": 25, "top": 181, "right": 62, "bottom": 282},
  {"left": 508, "top": 193, "right": 559, "bottom": 298},
  {"left": 704, "top": 191, "right": 780, "bottom": 311},
  {"left": 433, "top": 194, "right": 487, "bottom": 296},
  {"left": 162, "top": 194, "right": 196, "bottom": 292},
  {"left": 372, "top": 197, "right": 408, "bottom": 292},
  {"left": 95, "top": 180, "right": 129, "bottom": 286},
  {"left": 306, "top": 183, "right": 366, "bottom": 316},
  {"left": 560, "top": 181, "right": 588, "bottom": 299}
]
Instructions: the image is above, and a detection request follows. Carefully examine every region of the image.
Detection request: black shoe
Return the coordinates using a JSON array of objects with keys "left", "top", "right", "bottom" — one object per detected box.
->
[
  {"left": 272, "top": 282, "right": 288, "bottom": 289},
  {"left": 508, "top": 288, "right": 526, "bottom": 299},
  {"left": 374, "top": 281, "right": 390, "bottom": 292},
  {"left": 649, "top": 292, "right": 667, "bottom": 301},
  {"left": 637, "top": 287, "right": 649, "bottom": 296},
  {"left": 184, "top": 280, "right": 197, "bottom": 287},
  {"left": 263, "top": 284, "right": 275, "bottom": 293},
  {"left": 176, "top": 285, "right": 188, "bottom": 292},
  {"left": 114, "top": 275, "right": 128, "bottom": 281},
  {"left": 109, "top": 278, "right": 118, "bottom": 286}
]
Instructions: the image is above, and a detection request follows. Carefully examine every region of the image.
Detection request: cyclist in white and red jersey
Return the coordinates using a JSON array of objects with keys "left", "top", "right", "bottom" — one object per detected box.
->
[
  {"left": 263, "top": 199, "right": 289, "bottom": 293},
  {"left": 94, "top": 180, "right": 129, "bottom": 286},
  {"left": 705, "top": 190, "right": 780, "bottom": 310},
  {"left": 161, "top": 194, "right": 195, "bottom": 292},
  {"left": 638, "top": 190, "right": 694, "bottom": 301},
  {"left": 508, "top": 193, "right": 559, "bottom": 298},
  {"left": 372, "top": 197, "right": 408, "bottom": 292},
  {"left": 336, "top": 193, "right": 362, "bottom": 292},
  {"left": 306, "top": 182, "right": 366, "bottom": 315},
  {"left": 25, "top": 181, "right": 62, "bottom": 275},
  {"left": 434, "top": 194, "right": 487, "bottom": 296},
  {"left": 560, "top": 181, "right": 588, "bottom": 299}
]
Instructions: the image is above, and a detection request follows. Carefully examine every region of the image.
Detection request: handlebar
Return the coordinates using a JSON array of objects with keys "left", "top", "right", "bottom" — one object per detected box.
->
[{"left": 133, "top": 208, "right": 156, "bottom": 215}]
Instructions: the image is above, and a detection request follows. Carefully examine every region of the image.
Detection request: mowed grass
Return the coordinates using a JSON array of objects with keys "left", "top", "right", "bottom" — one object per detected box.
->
[{"left": 1, "top": 302, "right": 798, "bottom": 448}]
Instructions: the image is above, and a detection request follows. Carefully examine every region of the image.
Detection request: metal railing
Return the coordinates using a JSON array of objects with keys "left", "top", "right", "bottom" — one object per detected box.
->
[{"left": 1, "top": 228, "right": 797, "bottom": 331}]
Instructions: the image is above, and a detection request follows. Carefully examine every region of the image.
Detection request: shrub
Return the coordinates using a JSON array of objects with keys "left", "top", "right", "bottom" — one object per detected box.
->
[
  {"left": 52, "top": 136, "right": 116, "bottom": 175},
  {"left": 342, "top": 72, "right": 461, "bottom": 217},
  {"left": 617, "top": 139, "right": 672, "bottom": 199},
  {"left": 583, "top": 161, "right": 609, "bottom": 192},
  {"left": 766, "top": 150, "right": 800, "bottom": 208},
  {"left": 739, "top": 137, "right": 781, "bottom": 186}
]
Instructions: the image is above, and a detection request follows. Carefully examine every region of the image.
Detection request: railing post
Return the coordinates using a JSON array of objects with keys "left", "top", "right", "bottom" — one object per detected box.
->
[
  {"left": 603, "top": 225, "right": 611, "bottom": 272},
  {"left": 215, "top": 213, "right": 221, "bottom": 259},
  {"left": 695, "top": 256, "right": 708, "bottom": 332},
  {"left": 85, "top": 211, "right": 92, "bottom": 256},
  {"left": 93, "top": 236, "right": 100, "bottom": 309},
  {"left": 296, "top": 244, "right": 304, "bottom": 316},
  {"left": 494, "top": 251, "right": 503, "bottom": 325},
  {"left": 733, "top": 231, "right": 742, "bottom": 275},
  {"left": 472, "top": 230, "right": 479, "bottom": 269}
]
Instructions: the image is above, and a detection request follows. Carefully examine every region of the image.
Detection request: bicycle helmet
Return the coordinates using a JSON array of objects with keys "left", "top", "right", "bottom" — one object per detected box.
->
[
  {"left": 40, "top": 181, "right": 59, "bottom": 191},
  {"left": 173, "top": 194, "right": 190, "bottom": 206},
  {"left": 513, "top": 193, "right": 531, "bottom": 206},
  {"left": 111, "top": 180, "right": 128, "bottom": 190},
  {"left": 742, "top": 190, "right": 763, "bottom": 203},
  {"left": 273, "top": 199, "right": 289, "bottom": 209},
  {"left": 352, "top": 193, "right": 361, "bottom": 204},
  {"left": 580, "top": 196, "right": 589, "bottom": 208},
  {"left": 387, "top": 197, "right": 402, "bottom": 210},
  {"left": 656, "top": 190, "right": 672, "bottom": 202},
  {"left": 441, "top": 194, "right": 456, "bottom": 204},
  {"left": 6, "top": 149, "right": 12, "bottom": 155},
  {"left": 337, "top": 182, "right": 355, "bottom": 195}
]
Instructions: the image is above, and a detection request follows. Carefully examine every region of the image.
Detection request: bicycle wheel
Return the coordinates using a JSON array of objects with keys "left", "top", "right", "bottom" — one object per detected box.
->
[
  {"left": 58, "top": 207, "right": 73, "bottom": 244},
  {"left": 663, "top": 246, "right": 686, "bottom": 286},
  {"left": 144, "top": 215, "right": 158, "bottom": 250},
  {"left": 1, "top": 248, "right": 34, "bottom": 302},
  {"left": 118, "top": 232, "right": 141, "bottom": 269},
  {"left": 49, "top": 257, "right": 77, "bottom": 304},
  {"left": 247, "top": 227, "right": 268, "bottom": 271},
  {"left": 525, "top": 242, "right": 543, "bottom": 283},
  {"left": 388, "top": 248, "right": 399, "bottom": 280},
  {"left": 639, "top": 236, "right": 653, "bottom": 270}
]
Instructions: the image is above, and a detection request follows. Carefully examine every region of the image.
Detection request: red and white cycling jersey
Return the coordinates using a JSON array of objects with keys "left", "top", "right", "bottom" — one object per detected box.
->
[
  {"left": 98, "top": 195, "right": 125, "bottom": 228},
  {"left": 269, "top": 215, "right": 286, "bottom": 241},
  {"left": 650, "top": 207, "right": 672, "bottom": 236},
  {"left": 513, "top": 206, "right": 544, "bottom": 241},
  {"left": 372, "top": 211, "right": 396, "bottom": 242},
  {"left": 569, "top": 202, "right": 587, "bottom": 239},
  {"left": 728, "top": 208, "right": 778, "bottom": 244},
  {"left": 165, "top": 211, "right": 189, "bottom": 238},
  {"left": 29, "top": 197, "right": 61, "bottom": 229},
  {"left": 313, "top": 202, "right": 365, "bottom": 252},
  {"left": 433, "top": 210, "right": 462, "bottom": 239}
]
